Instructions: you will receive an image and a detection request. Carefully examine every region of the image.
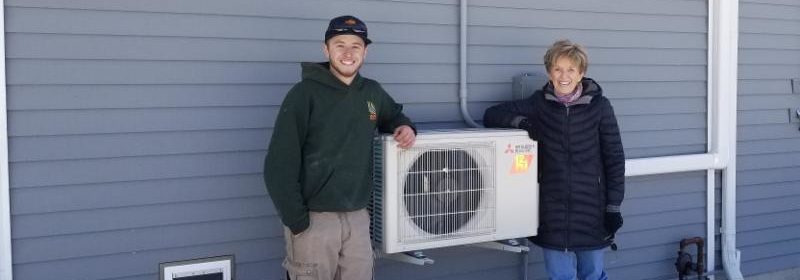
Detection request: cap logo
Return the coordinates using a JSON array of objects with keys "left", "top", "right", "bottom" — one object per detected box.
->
[{"left": 344, "top": 19, "right": 357, "bottom": 25}]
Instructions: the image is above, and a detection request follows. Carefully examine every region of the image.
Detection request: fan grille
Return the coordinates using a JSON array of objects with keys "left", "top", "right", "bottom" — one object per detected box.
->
[{"left": 398, "top": 142, "right": 496, "bottom": 243}]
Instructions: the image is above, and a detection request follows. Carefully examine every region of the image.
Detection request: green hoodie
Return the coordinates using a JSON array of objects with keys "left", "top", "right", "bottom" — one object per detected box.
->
[{"left": 264, "top": 62, "right": 415, "bottom": 234}]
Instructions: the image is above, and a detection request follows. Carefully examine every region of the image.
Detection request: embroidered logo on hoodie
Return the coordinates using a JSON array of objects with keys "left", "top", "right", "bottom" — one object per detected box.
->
[{"left": 367, "top": 101, "right": 377, "bottom": 121}]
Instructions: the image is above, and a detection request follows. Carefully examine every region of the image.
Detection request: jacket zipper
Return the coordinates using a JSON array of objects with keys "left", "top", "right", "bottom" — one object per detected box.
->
[{"left": 565, "top": 104, "right": 572, "bottom": 252}]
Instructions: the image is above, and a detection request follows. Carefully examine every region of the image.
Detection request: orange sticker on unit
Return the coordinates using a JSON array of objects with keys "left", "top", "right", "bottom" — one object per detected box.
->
[{"left": 511, "top": 154, "right": 534, "bottom": 174}]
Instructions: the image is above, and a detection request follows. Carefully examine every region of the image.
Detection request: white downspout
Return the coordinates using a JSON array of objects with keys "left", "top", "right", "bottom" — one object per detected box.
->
[
  {"left": 0, "top": 0, "right": 14, "bottom": 279},
  {"left": 711, "top": 0, "right": 743, "bottom": 278},
  {"left": 459, "top": 0, "right": 481, "bottom": 128},
  {"left": 711, "top": 0, "right": 744, "bottom": 280}
]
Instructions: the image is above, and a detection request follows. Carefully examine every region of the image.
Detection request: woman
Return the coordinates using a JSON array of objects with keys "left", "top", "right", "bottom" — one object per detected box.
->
[{"left": 483, "top": 39, "right": 625, "bottom": 280}]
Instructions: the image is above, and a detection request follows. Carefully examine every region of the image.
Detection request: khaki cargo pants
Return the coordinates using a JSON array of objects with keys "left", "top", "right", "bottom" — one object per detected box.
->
[{"left": 283, "top": 209, "right": 373, "bottom": 280}]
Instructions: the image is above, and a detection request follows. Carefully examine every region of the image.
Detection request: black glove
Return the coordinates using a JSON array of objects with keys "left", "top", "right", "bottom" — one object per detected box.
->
[
  {"left": 518, "top": 118, "right": 535, "bottom": 139},
  {"left": 605, "top": 211, "right": 623, "bottom": 236}
]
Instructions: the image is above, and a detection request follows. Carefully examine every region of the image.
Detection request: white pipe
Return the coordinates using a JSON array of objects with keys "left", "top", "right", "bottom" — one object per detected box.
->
[
  {"left": 0, "top": 0, "right": 14, "bottom": 279},
  {"left": 706, "top": 169, "right": 716, "bottom": 279},
  {"left": 712, "top": 0, "right": 743, "bottom": 278},
  {"left": 705, "top": 1, "right": 717, "bottom": 274},
  {"left": 625, "top": 154, "right": 716, "bottom": 177},
  {"left": 459, "top": 0, "right": 482, "bottom": 128}
]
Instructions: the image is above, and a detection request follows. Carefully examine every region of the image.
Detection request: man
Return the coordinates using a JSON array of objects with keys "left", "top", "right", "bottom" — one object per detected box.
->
[
  {"left": 483, "top": 39, "right": 625, "bottom": 280},
  {"left": 264, "top": 15, "right": 416, "bottom": 280}
]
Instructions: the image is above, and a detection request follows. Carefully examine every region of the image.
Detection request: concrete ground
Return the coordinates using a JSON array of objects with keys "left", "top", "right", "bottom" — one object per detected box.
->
[
  {"left": 745, "top": 268, "right": 800, "bottom": 280},
  {"left": 709, "top": 267, "right": 800, "bottom": 280}
]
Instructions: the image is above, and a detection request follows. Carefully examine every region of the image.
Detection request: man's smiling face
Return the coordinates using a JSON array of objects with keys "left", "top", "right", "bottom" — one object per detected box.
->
[{"left": 323, "top": 34, "right": 367, "bottom": 85}]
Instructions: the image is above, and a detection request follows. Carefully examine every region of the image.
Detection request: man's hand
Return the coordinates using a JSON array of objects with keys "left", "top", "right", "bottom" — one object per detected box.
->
[{"left": 393, "top": 125, "right": 416, "bottom": 149}]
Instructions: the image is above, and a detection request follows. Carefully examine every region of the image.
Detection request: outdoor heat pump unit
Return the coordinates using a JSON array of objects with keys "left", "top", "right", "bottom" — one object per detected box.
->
[{"left": 371, "top": 129, "right": 539, "bottom": 254}]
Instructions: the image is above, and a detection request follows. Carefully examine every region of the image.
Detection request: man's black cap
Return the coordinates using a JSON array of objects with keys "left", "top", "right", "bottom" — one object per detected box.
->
[{"left": 325, "top": 15, "right": 371, "bottom": 45}]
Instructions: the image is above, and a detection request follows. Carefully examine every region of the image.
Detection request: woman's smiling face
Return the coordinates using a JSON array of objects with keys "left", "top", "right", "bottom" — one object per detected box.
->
[{"left": 548, "top": 56, "right": 584, "bottom": 96}]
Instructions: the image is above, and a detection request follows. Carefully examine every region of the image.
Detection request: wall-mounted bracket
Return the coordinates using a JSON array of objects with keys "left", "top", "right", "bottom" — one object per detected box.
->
[
  {"left": 471, "top": 239, "right": 530, "bottom": 253},
  {"left": 790, "top": 108, "right": 800, "bottom": 124},
  {"left": 793, "top": 108, "right": 800, "bottom": 131},
  {"left": 379, "top": 251, "right": 434, "bottom": 266}
]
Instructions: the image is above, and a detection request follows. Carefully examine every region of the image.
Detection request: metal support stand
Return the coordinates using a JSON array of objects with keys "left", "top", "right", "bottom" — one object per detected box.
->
[
  {"left": 376, "top": 239, "right": 529, "bottom": 266},
  {"left": 472, "top": 239, "right": 530, "bottom": 253},
  {"left": 379, "top": 250, "right": 435, "bottom": 266}
]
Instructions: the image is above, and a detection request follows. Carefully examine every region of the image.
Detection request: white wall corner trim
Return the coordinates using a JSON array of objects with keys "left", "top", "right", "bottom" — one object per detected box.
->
[{"left": 0, "top": 0, "right": 13, "bottom": 279}]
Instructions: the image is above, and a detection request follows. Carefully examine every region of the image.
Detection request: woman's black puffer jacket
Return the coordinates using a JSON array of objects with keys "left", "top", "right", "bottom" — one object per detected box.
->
[{"left": 483, "top": 77, "right": 625, "bottom": 251}]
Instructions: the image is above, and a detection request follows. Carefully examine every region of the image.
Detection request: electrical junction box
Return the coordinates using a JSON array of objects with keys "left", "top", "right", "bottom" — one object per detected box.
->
[{"left": 512, "top": 72, "right": 548, "bottom": 100}]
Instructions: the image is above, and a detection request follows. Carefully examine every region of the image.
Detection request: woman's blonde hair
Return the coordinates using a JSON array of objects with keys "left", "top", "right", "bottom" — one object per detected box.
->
[{"left": 543, "top": 39, "right": 588, "bottom": 73}]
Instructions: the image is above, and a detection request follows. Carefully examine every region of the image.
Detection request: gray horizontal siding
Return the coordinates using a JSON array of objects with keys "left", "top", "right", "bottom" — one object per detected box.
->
[
  {"left": 739, "top": 152, "right": 800, "bottom": 171},
  {"left": 12, "top": 196, "right": 273, "bottom": 238},
  {"left": 5, "top": 81, "right": 706, "bottom": 110},
  {"left": 739, "top": 138, "right": 800, "bottom": 155},
  {"left": 14, "top": 239, "right": 284, "bottom": 280},
  {"left": 738, "top": 0, "right": 800, "bottom": 277},
  {"left": 739, "top": 123, "right": 800, "bottom": 141},
  {"left": 743, "top": 257, "right": 800, "bottom": 280},
  {"left": 10, "top": 152, "right": 263, "bottom": 188},
  {"left": 739, "top": 210, "right": 800, "bottom": 232},
  {"left": 739, "top": 167, "right": 800, "bottom": 186},
  {"left": 740, "top": 95, "right": 800, "bottom": 110},
  {"left": 740, "top": 79, "right": 795, "bottom": 95},
  {"left": 7, "top": 84, "right": 291, "bottom": 109},
  {"left": 8, "top": 107, "right": 278, "bottom": 136},
  {"left": 11, "top": 175, "right": 266, "bottom": 214},
  {"left": 13, "top": 217, "right": 280, "bottom": 263},
  {"left": 90, "top": 259, "right": 283, "bottom": 280},
  {"left": 3, "top": 0, "right": 718, "bottom": 279},
  {"left": 5, "top": 60, "right": 707, "bottom": 85},
  {"left": 9, "top": 130, "right": 269, "bottom": 162}
]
